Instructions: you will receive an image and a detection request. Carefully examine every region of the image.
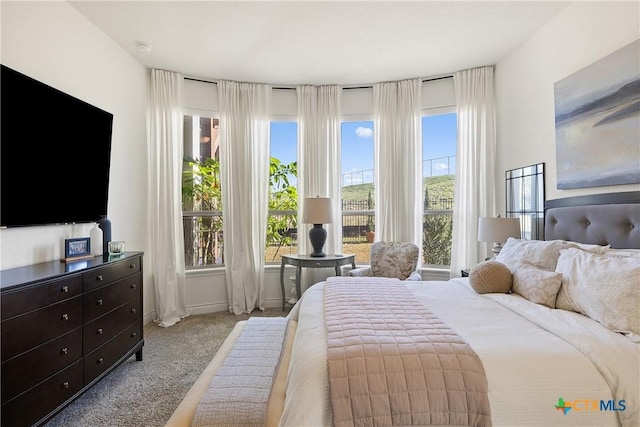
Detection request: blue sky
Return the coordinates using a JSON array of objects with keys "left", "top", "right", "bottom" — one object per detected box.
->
[{"left": 270, "top": 113, "right": 457, "bottom": 185}]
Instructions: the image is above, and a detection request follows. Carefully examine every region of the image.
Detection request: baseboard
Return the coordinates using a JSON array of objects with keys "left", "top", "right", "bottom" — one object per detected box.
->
[
  {"left": 143, "top": 296, "right": 287, "bottom": 325},
  {"left": 186, "top": 296, "right": 286, "bottom": 316}
]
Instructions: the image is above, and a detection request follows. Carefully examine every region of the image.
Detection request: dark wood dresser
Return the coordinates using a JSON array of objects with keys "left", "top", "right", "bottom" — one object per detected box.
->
[{"left": 1, "top": 251, "right": 144, "bottom": 427}]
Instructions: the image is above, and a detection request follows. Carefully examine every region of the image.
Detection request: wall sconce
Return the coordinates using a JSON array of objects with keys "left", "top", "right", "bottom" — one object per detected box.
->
[
  {"left": 478, "top": 216, "right": 521, "bottom": 257},
  {"left": 302, "top": 196, "right": 334, "bottom": 257}
]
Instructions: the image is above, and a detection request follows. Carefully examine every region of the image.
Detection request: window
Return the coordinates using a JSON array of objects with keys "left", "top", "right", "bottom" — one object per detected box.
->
[
  {"left": 341, "top": 121, "right": 375, "bottom": 263},
  {"left": 506, "top": 163, "right": 545, "bottom": 240},
  {"left": 422, "top": 112, "right": 457, "bottom": 267},
  {"left": 182, "top": 114, "right": 223, "bottom": 268},
  {"left": 266, "top": 121, "right": 298, "bottom": 263}
]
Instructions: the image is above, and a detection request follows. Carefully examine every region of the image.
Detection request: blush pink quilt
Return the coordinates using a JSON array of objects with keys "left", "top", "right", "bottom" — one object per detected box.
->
[{"left": 324, "top": 277, "right": 492, "bottom": 427}]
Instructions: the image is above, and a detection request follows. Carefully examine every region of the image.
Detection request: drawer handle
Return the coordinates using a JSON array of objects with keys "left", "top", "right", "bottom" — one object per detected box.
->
[
  {"left": 130, "top": 283, "right": 137, "bottom": 289},
  {"left": 62, "top": 381, "right": 70, "bottom": 389},
  {"left": 130, "top": 263, "right": 136, "bottom": 269},
  {"left": 96, "top": 275, "right": 103, "bottom": 281},
  {"left": 131, "top": 332, "right": 137, "bottom": 338},
  {"left": 61, "top": 313, "right": 69, "bottom": 321},
  {"left": 61, "top": 285, "right": 69, "bottom": 293},
  {"left": 61, "top": 347, "right": 69, "bottom": 355},
  {"left": 97, "top": 299, "right": 104, "bottom": 306},
  {"left": 130, "top": 308, "right": 136, "bottom": 314},
  {"left": 97, "top": 357, "right": 104, "bottom": 364},
  {"left": 97, "top": 328, "right": 103, "bottom": 335}
]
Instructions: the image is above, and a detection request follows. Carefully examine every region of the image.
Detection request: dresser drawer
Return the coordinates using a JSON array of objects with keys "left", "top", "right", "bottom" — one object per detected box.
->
[
  {"left": 1, "top": 359, "right": 83, "bottom": 427},
  {"left": 1, "top": 274, "right": 82, "bottom": 320},
  {"left": 83, "top": 299, "right": 141, "bottom": 354},
  {"left": 83, "top": 256, "right": 141, "bottom": 292},
  {"left": 83, "top": 272, "right": 141, "bottom": 323},
  {"left": 84, "top": 321, "right": 142, "bottom": 384},
  {"left": 1, "top": 327, "right": 82, "bottom": 402},
  {"left": 1, "top": 296, "right": 82, "bottom": 361}
]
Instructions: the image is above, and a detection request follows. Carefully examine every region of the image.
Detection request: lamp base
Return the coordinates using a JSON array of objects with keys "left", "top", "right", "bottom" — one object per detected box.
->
[
  {"left": 308, "top": 224, "right": 327, "bottom": 257},
  {"left": 492, "top": 243, "right": 504, "bottom": 257}
]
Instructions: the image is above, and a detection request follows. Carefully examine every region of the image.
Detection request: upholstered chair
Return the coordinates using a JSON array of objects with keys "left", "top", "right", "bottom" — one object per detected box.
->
[{"left": 347, "top": 241, "right": 422, "bottom": 281}]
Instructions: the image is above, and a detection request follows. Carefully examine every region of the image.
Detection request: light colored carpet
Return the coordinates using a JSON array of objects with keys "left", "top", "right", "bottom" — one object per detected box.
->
[{"left": 44, "top": 308, "right": 289, "bottom": 427}]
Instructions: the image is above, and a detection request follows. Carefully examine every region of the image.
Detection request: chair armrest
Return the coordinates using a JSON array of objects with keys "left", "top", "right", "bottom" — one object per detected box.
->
[
  {"left": 346, "top": 267, "right": 373, "bottom": 277},
  {"left": 405, "top": 271, "right": 423, "bottom": 281}
]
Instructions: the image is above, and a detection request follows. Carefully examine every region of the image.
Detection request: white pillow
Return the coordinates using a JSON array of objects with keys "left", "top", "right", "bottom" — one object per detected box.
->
[
  {"left": 561, "top": 241, "right": 610, "bottom": 254},
  {"left": 603, "top": 248, "right": 640, "bottom": 259},
  {"left": 495, "top": 238, "right": 564, "bottom": 272},
  {"left": 555, "top": 248, "right": 640, "bottom": 338},
  {"left": 512, "top": 261, "right": 563, "bottom": 308}
]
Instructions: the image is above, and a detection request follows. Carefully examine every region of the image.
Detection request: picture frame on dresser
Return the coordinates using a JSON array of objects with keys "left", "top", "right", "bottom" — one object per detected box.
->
[{"left": 63, "top": 237, "right": 93, "bottom": 262}]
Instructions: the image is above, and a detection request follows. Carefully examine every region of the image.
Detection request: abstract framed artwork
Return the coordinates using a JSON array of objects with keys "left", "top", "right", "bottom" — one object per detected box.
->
[{"left": 554, "top": 39, "right": 639, "bottom": 190}]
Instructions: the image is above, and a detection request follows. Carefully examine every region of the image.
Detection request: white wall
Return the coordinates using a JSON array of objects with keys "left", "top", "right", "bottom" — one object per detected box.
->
[
  {"left": 495, "top": 1, "right": 640, "bottom": 210},
  {"left": 0, "top": 2, "right": 154, "bottom": 323}
]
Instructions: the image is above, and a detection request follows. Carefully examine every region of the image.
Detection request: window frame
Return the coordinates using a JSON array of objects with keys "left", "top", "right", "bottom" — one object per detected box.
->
[
  {"left": 182, "top": 108, "right": 224, "bottom": 270},
  {"left": 340, "top": 117, "right": 375, "bottom": 264},
  {"left": 420, "top": 106, "right": 457, "bottom": 268},
  {"left": 266, "top": 120, "right": 299, "bottom": 264}
]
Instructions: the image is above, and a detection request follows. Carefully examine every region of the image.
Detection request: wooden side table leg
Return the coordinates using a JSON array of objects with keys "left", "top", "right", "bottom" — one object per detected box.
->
[
  {"left": 296, "top": 265, "right": 302, "bottom": 302},
  {"left": 280, "top": 261, "right": 286, "bottom": 311}
]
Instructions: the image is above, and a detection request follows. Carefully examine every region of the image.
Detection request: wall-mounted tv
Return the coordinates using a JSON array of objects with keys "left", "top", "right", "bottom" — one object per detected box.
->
[{"left": 1, "top": 64, "right": 113, "bottom": 228}]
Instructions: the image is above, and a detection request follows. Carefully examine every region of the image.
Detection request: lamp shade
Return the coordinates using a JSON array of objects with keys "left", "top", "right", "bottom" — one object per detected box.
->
[
  {"left": 478, "top": 217, "right": 521, "bottom": 244},
  {"left": 302, "top": 197, "right": 334, "bottom": 224}
]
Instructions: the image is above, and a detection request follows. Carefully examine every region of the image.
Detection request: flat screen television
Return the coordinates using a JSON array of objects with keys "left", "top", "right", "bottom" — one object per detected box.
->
[{"left": 1, "top": 64, "right": 113, "bottom": 228}]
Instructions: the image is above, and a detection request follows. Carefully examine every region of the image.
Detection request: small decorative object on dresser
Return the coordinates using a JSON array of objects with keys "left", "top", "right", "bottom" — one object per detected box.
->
[
  {"left": 63, "top": 237, "right": 93, "bottom": 262},
  {"left": 108, "top": 240, "right": 125, "bottom": 256},
  {"left": 90, "top": 223, "right": 103, "bottom": 256},
  {"left": 98, "top": 215, "right": 112, "bottom": 257}
]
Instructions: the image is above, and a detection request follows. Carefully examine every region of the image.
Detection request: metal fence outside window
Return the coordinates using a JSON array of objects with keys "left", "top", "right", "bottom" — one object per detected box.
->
[{"left": 184, "top": 196, "right": 453, "bottom": 269}]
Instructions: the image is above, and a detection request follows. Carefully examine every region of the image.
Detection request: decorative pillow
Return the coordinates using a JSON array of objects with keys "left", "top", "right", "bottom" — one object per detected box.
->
[
  {"left": 370, "top": 242, "right": 419, "bottom": 280},
  {"left": 469, "top": 261, "right": 512, "bottom": 294},
  {"left": 555, "top": 248, "right": 640, "bottom": 338},
  {"left": 495, "top": 238, "right": 564, "bottom": 272},
  {"left": 512, "top": 260, "right": 563, "bottom": 308}
]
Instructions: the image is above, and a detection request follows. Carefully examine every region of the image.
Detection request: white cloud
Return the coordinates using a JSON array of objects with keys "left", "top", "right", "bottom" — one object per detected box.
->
[
  {"left": 355, "top": 126, "right": 373, "bottom": 138},
  {"left": 434, "top": 163, "right": 449, "bottom": 170}
]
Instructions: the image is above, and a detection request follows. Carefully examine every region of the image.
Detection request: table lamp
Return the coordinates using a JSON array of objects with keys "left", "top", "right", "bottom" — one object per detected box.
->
[
  {"left": 302, "top": 196, "right": 334, "bottom": 257},
  {"left": 478, "top": 216, "right": 521, "bottom": 257}
]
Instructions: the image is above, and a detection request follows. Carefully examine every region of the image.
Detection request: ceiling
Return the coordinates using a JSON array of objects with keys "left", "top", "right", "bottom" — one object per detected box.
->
[{"left": 69, "top": 1, "right": 571, "bottom": 86}]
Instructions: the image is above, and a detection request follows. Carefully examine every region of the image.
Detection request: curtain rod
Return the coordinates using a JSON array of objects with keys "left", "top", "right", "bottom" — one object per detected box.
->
[
  {"left": 184, "top": 77, "right": 217, "bottom": 84},
  {"left": 184, "top": 75, "right": 453, "bottom": 87}
]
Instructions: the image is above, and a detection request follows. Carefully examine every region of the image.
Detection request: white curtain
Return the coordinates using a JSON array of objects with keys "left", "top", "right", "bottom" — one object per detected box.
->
[
  {"left": 297, "top": 85, "right": 342, "bottom": 256},
  {"left": 373, "top": 78, "right": 422, "bottom": 249},
  {"left": 218, "top": 80, "right": 271, "bottom": 315},
  {"left": 147, "top": 69, "right": 189, "bottom": 327},
  {"left": 450, "top": 66, "right": 497, "bottom": 277}
]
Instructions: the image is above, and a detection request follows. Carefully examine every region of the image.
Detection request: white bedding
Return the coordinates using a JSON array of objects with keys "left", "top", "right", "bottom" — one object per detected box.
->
[{"left": 281, "top": 279, "right": 639, "bottom": 427}]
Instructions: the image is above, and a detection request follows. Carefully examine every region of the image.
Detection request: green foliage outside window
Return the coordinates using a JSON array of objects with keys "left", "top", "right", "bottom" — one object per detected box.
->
[
  {"left": 183, "top": 156, "right": 298, "bottom": 264},
  {"left": 183, "top": 157, "right": 223, "bottom": 265},
  {"left": 267, "top": 158, "right": 298, "bottom": 260},
  {"left": 422, "top": 215, "right": 452, "bottom": 266}
]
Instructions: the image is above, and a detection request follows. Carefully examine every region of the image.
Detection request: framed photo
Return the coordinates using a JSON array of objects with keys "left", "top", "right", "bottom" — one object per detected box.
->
[{"left": 64, "top": 237, "right": 92, "bottom": 261}]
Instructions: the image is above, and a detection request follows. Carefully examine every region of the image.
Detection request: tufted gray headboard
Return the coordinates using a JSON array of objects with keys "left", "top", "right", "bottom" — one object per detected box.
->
[{"left": 544, "top": 191, "right": 640, "bottom": 249}]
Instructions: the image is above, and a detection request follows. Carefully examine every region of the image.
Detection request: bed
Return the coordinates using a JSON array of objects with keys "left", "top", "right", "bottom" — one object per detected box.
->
[{"left": 166, "top": 191, "right": 640, "bottom": 427}]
